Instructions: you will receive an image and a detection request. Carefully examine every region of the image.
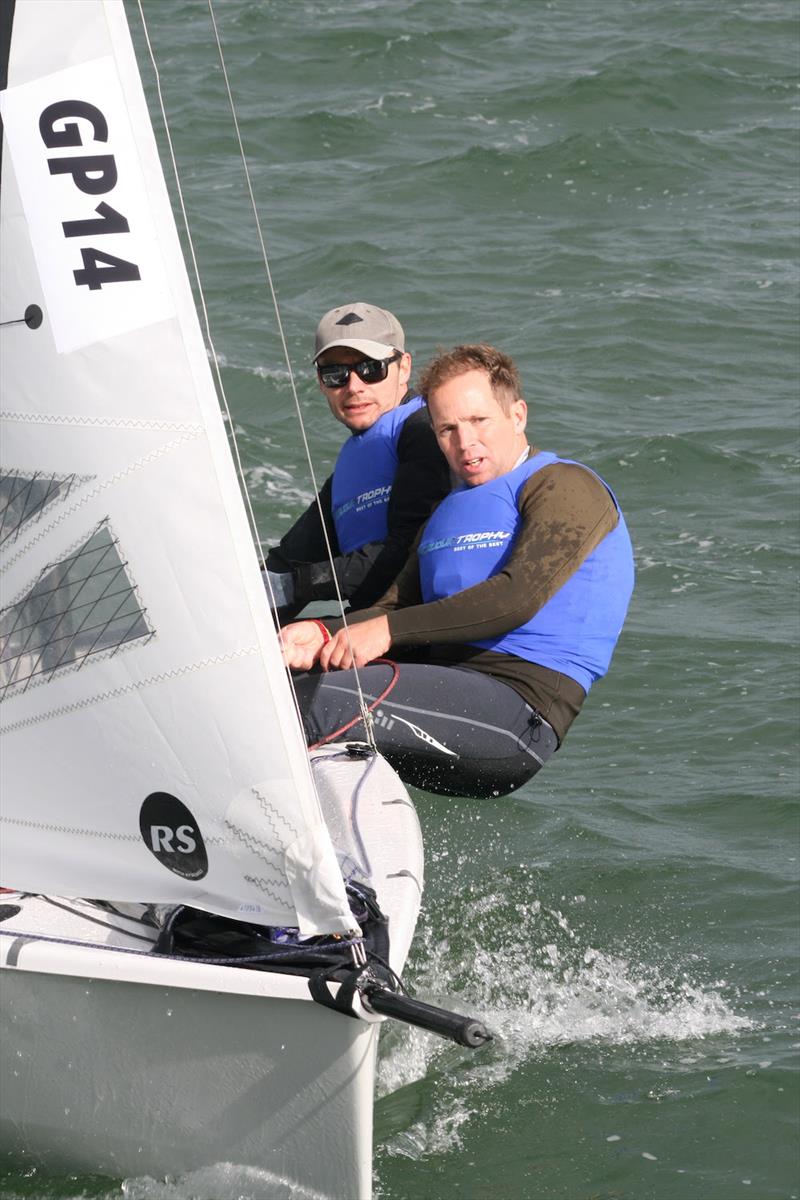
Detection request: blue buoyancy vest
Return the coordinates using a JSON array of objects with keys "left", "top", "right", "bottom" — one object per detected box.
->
[
  {"left": 332, "top": 397, "right": 426, "bottom": 553},
  {"left": 417, "top": 451, "right": 635, "bottom": 692}
]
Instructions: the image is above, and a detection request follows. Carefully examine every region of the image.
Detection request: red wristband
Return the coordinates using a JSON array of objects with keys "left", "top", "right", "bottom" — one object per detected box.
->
[{"left": 308, "top": 619, "right": 331, "bottom": 646}]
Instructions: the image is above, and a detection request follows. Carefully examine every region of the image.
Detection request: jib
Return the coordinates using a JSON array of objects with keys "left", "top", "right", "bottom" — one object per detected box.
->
[{"left": 39, "top": 99, "right": 141, "bottom": 291}]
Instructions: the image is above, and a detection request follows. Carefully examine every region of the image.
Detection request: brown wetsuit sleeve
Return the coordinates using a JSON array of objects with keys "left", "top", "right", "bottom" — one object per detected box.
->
[
  {"left": 325, "top": 524, "right": 426, "bottom": 632},
  {"left": 349, "top": 460, "right": 618, "bottom": 644}
]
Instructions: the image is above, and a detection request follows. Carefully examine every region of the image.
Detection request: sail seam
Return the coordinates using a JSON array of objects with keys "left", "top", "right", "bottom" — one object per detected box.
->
[
  {"left": 224, "top": 824, "right": 291, "bottom": 884},
  {"left": 0, "top": 816, "right": 260, "bottom": 851},
  {"left": 0, "top": 645, "right": 260, "bottom": 733},
  {"left": 243, "top": 874, "right": 294, "bottom": 904},
  {"left": 0, "top": 470, "right": 92, "bottom": 548},
  {"left": 1, "top": 519, "right": 154, "bottom": 697},
  {"left": 1, "top": 431, "right": 203, "bottom": 572},
  {"left": 0, "top": 816, "right": 138, "bottom": 840},
  {"left": 250, "top": 785, "right": 300, "bottom": 840},
  {"left": 0, "top": 412, "right": 204, "bottom": 432}
]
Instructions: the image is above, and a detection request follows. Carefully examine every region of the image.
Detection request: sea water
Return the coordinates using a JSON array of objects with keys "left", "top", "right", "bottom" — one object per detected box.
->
[{"left": 2, "top": 0, "right": 797, "bottom": 1197}]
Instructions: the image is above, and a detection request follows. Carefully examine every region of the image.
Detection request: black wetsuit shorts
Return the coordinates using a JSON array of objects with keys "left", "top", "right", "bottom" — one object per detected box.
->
[{"left": 292, "top": 661, "right": 558, "bottom": 799}]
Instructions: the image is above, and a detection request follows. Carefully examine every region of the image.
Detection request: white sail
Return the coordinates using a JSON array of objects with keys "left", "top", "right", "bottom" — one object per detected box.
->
[{"left": 0, "top": 0, "right": 354, "bottom": 935}]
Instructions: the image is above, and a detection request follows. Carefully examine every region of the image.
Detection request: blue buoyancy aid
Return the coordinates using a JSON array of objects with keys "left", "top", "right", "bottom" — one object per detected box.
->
[
  {"left": 417, "top": 450, "right": 635, "bottom": 692},
  {"left": 331, "top": 397, "right": 426, "bottom": 554}
]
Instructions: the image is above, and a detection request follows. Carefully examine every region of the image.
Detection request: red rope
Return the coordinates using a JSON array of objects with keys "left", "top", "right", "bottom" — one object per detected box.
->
[{"left": 308, "top": 658, "right": 400, "bottom": 751}]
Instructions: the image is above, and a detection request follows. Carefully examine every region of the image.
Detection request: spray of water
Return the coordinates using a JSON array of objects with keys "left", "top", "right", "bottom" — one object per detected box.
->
[
  {"left": 376, "top": 887, "right": 752, "bottom": 1160},
  {"left": 118, "top": 1163, "right": 333, "bottom": 1200}
]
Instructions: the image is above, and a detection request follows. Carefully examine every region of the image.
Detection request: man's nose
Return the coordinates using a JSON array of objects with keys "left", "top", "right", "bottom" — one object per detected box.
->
[{"left": 345, "top": 368, "right": 367, "bottom": 394}]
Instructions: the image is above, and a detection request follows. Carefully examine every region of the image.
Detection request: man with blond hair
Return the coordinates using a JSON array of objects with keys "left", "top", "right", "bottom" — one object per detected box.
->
[
  {"left": 281, "top": 344, "right": 635, "bottom": 799},
  {"left": 263, "top": 302, "right": 450, "bottom": 622}
]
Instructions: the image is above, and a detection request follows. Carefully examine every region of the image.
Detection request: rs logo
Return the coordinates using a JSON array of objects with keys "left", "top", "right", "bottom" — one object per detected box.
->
[
  {"left": 139, "top": 793, "right": 208, "bottom": 880},
  {"left": 148, "top": 824, "right": 197, "bottom": 855}
]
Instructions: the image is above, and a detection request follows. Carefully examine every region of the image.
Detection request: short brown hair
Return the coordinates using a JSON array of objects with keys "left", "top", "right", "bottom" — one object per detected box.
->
[{"left": 418, "top": 344, "right": 522, "bottom": 415}]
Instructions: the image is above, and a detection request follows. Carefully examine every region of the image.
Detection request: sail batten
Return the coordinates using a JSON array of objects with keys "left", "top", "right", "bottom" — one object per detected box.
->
[{"left": 0, "top": 0, "right": 352, "bottom": 935}]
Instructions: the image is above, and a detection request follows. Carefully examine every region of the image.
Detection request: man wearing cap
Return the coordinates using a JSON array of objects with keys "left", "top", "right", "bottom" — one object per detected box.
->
[
  {"left": 263, "top": 302, "right": 450, "bottom": 623},
  {"left": 280, "top": 344, "right": 635, "bottom": 800}
]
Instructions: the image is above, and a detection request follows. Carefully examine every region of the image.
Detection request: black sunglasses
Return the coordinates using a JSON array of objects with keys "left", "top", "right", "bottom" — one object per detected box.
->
[{"left": 317, "top": 352, "right": 401, "bottom": 389}]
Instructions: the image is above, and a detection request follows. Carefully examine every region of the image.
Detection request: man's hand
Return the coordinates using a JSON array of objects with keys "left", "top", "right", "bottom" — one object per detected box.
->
[
  {"left": 279, "top": 621, "right": 326, "bottom": 671},
  {"left": 320, "top": 616, "right": 391, "bottom": 671}
]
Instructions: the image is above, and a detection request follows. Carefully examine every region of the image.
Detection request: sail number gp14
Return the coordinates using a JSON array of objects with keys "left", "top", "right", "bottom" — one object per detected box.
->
[
  {"left": 1, "top": 52, "right": 177, "bottom": 353},
  {"left": 40, "top": 99, "right": 141, "bottom": 291}
]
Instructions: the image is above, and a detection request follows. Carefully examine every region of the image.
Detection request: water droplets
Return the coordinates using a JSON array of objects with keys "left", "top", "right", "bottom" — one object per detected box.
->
[{"left": 377, "top": 887, "right": 751, "bottom": 1164}]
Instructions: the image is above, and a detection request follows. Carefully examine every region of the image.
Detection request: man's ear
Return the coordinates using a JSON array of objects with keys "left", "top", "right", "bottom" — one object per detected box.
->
[{"left": 398, "top": 351, "right": 413, "bottom": 388}]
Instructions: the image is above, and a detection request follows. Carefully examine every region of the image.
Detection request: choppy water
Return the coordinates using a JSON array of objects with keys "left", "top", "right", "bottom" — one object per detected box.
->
[{"left": 2, "top": 0, "right": 798, "bottom": 1197}]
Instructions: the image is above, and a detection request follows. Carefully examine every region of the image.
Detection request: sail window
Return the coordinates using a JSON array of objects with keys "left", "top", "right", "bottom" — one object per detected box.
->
[
  {"left": 0, "top": 471, "right": 87, "bottom": 548},
  {"left": 0, "top": 522, "right": 152, "bottom": 694}
]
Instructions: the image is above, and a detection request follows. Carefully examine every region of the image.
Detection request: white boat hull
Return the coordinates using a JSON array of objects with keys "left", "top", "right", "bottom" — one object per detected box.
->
[
  {"left": 1, "top": 956, "right": 376, "bottom": 1196},
  {"left": 0, "top": 748, "right": 424, "bottom": 1198}
]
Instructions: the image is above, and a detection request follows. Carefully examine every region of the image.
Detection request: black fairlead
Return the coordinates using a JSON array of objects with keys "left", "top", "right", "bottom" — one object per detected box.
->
[{"left": 0, "top": 304, "right": 43, "bottom": 329}]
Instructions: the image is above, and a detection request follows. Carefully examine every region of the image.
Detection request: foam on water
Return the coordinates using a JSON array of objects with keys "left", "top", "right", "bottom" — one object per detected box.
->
[
  {"left": 376, "top": 890, "right": 752, "bottom": 1158},
  {"left": 118, "top": 1163, "right": 334, "bottom": 1200},
  {"left": 0, "top": 1166, "right": 328, "bottom": 1200},
  {"left": 0, "top": 1163, "right": 340, "bottom": 1200},
  {"left": 246, "top": 463, "right": 314, "bottom": 509}
]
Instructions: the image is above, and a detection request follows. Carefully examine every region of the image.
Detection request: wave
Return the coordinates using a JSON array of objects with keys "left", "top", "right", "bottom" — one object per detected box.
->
[{"left": 376, "top": 889, "right": 751, "bottom": 1160}]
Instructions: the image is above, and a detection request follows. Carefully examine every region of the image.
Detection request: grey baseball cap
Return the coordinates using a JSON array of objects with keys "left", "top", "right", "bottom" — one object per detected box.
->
[{"left": 313, "top": 302, "right": 405, "bottom": 361}]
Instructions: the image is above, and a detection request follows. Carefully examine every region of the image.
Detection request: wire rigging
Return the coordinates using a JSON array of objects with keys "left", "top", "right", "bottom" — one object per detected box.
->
[{"left": 135, "top": 0, "right": 376, "bottom": 752}]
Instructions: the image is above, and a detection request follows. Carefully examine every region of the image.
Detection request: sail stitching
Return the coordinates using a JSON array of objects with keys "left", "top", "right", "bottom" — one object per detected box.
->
[
  {"left": 0, "top": 816, "right": 139, "bottom": 840},
  {"left": 6, "top": 537, "right": 121, "bottom": 665},
  {"left": 0, "top": 412, "right": 204, "bottom": 432},
  {"left": 0, "top": 471, "right": 90, "bottom": 548},
  {"left": 1, "top": 629, "right": 151, "bottom": 702},
  {"left": 0, "top": 818, "right": 295, "bottom": 877},
  {"left": 250, "top": 785, "right": 299, "bottom": 841},
  {"left": 1, "top": 430, "right": 203, "bottom": 573},
  {"left": 224, "top": 825, "right": 292, "bottom": 882},
  {"left": 243, "top": 874, "right": 295, "bottom": 905},
  {"left": 0, "top": 521, "right": 153, "bottom": 697},
  {"left": 0, "top": 645, "right": 259, "bottom": 734}
]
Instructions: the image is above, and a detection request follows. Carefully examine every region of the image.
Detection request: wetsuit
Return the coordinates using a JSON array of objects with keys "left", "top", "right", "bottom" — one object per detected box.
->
[
  {"left": 292, "top": 450, "right": 635, "bottom": 798},
  {"left": 265, "top": 393, "right": 450, "bottom": 622}
]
